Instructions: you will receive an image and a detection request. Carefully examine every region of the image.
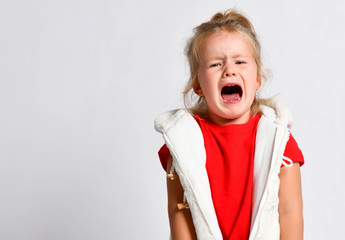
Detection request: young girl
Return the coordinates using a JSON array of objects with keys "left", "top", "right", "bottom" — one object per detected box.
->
[{"left": 155, "top": 9, "right": 304, "bottom": 240}]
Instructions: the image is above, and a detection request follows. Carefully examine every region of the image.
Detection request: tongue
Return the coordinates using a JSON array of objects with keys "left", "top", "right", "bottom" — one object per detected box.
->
[{"left": 222, "top": 93, "right": 240, "bottom": 101}]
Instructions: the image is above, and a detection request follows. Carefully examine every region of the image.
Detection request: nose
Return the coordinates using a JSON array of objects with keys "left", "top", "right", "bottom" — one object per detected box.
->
[{"left": 223, "top": 64, "right": 236, "bottom": 78}]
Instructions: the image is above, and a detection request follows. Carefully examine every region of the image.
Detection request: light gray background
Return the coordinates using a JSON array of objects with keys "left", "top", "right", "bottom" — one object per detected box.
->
[{"left": 0, "top": 0, "right": 344, "bottom": 239}]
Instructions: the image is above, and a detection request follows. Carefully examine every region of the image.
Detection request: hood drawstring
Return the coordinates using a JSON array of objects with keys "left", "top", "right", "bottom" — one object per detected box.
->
[
  {"left": 167, "top": 162, "right": 177, "bottom": 180},
  {"left": 167, "top": 162, "right": 190, "bottom": 210}
]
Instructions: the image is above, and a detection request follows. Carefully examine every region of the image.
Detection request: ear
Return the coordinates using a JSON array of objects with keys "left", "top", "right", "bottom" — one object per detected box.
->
[
  {"left": 193, "top": 84, "right": 204, "bottom": 97},
  {"left": 256, "top": 73, "right": 262, "bottom": 90}
]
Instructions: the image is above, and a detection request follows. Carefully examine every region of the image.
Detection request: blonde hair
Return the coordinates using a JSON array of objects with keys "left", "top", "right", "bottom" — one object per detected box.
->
[{"left": 183, "top": 9, "right": 271, "bottom": 118}]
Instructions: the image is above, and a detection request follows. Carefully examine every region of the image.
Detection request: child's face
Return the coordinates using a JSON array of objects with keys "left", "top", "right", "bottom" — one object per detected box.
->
[{"left": 197, "top": 31, "right": 261, "bottom": 125}]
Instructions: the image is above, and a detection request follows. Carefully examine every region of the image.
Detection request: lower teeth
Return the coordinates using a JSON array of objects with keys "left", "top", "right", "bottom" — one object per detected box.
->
[{"left": 224, "top": 97, "right": 241, "bottom": 102}]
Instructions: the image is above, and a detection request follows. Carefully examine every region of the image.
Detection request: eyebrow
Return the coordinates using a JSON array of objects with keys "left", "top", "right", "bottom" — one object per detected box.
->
[
  {"left": 208, "top": 54, "right": 248, "bottom": 59},
  {"left": 231, "top": 54, "right": 248, "bottom": 58},
  {"left": 202, "top": 53, "right": 250, "bottom": 63},
  {"left": 205, "top": 54, "right": 246, "bottom": 59}
]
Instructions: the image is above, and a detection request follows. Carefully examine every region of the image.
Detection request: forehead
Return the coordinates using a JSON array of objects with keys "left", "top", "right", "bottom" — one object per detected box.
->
[{"left": 199, "top": 31, "right": 255, "bottom": 59}]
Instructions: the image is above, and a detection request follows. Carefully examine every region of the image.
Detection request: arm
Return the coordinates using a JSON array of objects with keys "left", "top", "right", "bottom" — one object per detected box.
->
[
  {"left": 166, "top": 155, "right": 197, "bottom": 240},
  {"left": 278, "top": 162, "right": 304, "bottom": 239}
]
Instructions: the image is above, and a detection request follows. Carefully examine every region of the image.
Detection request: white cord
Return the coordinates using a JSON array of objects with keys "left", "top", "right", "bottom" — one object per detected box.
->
[{"left": 282, "top": 156, "right": 293, "bottom": 167}]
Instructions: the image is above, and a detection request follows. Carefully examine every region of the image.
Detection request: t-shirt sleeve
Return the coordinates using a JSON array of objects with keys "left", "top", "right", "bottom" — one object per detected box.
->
[
  {"left": 158, "top": 144, "right": 170, "bottom": 172},
  {"left": 282, "top": 134, "right": 304, "bottom": 167}
]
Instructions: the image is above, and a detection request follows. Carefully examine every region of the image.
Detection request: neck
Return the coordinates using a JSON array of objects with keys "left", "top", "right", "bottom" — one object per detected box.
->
[{"left": 208, "top": 111, "right": 251, "bottom": 126}]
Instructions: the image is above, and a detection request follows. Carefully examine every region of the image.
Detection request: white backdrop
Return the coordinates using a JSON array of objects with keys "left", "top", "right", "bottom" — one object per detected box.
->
[{"left": 0, "top": 0, "right": 344, "bottom": 239}]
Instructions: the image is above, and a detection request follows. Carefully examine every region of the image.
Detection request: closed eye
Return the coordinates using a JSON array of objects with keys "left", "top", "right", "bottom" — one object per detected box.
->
[{"left": 210, "top": 63, "right": 221, "bottom": 68}]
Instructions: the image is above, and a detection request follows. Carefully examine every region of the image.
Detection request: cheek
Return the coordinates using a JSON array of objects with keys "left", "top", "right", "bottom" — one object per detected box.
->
[
  {"left": 198, "top": 71, "right": 211, "bottom": 91},
  {"left": 247, "top": 70, "right": 260, "bottom": 90},
  {"left": 197, "top": 70, "right": 205, "bottom": 86}
]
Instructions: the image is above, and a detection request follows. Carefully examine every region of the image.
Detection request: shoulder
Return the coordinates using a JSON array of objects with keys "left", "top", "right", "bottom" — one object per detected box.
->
[
  {"left": 258, "top": 99, "right": 293, "bottom": 128},
  {"left": 158, "top": 144, "right": 170, "bottom": 172},
  {"left": 154, "top": 109, "right": 195, "bottom": 134},
  {"left": 283, "top": 134, "right": 305, "bottom": 167}
]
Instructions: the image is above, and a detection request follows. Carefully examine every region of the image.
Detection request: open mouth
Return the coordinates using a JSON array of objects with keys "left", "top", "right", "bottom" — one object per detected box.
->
[{"left": 221, "top": 85, "right": 243, "bottom": 103}]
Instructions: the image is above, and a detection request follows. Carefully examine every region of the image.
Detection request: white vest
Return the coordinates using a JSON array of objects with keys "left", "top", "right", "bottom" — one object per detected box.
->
[{"left": 155, "top": 102, "right": 293, "bottom": 240}]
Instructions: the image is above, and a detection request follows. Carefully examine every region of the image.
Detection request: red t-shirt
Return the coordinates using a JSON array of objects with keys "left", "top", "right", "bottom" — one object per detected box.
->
[{"left": 158, "top": 115, "right": 304, "bottom": 239}]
